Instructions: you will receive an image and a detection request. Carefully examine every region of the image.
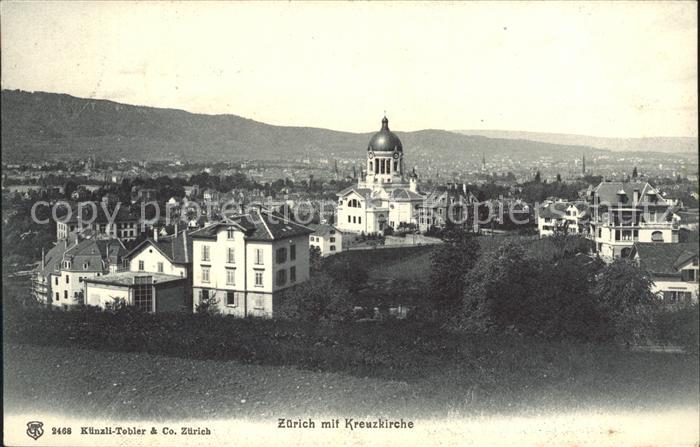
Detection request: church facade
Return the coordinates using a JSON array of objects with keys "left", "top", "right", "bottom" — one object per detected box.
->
[{"left": 336, "top": 117, "right": 425, "bottom": 234}]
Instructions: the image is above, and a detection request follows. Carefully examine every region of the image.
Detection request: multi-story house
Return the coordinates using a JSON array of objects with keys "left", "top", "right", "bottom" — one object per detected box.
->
[
  {"left": 82, "top": 229, "right": 194, "bottom": 311},
  {"left": 630, "top": 242, "right": 699, "bottom": 304},
  {"left": 33, "top": 233, "right": 127, "bottom": 309},
  {"left": 309, "top": 224, "right": 343, "bottom": 256},
  {"left": 537, "top": 201, "right": 589, "bottom": 238},
  {"left": 588, "top": 182, "right": 679, "bottom": 260},
  {"left": 56, "top": 203, "right": 141, "bottom": 241},
  {"left": 190, "top": 208, "right": 313, "bottom": 317},
  {"left": 417, "top": 184, "right": 480, "bottom": 233}
]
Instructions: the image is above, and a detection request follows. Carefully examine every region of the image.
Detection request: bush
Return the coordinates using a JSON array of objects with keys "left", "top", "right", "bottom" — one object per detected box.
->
[
  {"left": 277, "top": 275, "right": 354, "bottom": 322},
  {"left": 654, "top": 303, "right": 699, "bottom": 353}
]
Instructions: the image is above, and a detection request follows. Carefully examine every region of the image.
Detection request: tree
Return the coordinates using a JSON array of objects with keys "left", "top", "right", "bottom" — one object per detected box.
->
[
  {"left": 277, "top": 275, "right": 353, "bottom": 322},
  {"left": 534, "top": 170, "right": 541, "bottom": 183},
  {"left": 594, "top": 259, "right": 660, "bottom": 344},
  {"left": 594, "top": 259, "right": 657, "bottom": 315},
  {"left": 429, "top": 224, "right": 480, "bottom": 316},
  {"left": 309, "top": 246, "right": 323, "bottom": 274},
  {"left": 556, "top": 173, "right": 562, "bottom": 182},
  {"left": 459, "top": 241, "right": 607, "bottom": 340},
  {"left": 64, "top": 180, "right": 78, "bottom": 199},
  {"left": 632, "top": 166, "right": 638, "bottom": 179}
]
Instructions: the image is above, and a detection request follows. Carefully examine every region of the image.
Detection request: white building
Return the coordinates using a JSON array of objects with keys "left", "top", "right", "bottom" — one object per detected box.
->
[
  {"left": 33, "top": 234, "right": 126, "bottom": 309},
  {"left": 588, "top": 182, "right": 679, "bottom": 260},
  {"left": 309, "top": 224, "right": 343, "bottom": 256},
  {"left": 336, "top": 117, "right": 425, "bottom": 235},
  {"left": 190, "top": 208, "right": 313, "bottom": 318},
  {"left": 537, "top": 201, "right": 589, "bottom": 238},
  {"left": 630, "top": 242, "right": 699, "bottom": 304}
]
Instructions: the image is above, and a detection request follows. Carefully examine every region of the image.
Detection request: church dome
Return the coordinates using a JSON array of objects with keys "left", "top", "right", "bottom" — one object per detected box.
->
[{"left": 367, "top": 116, "right": 403, "bottom": 152}]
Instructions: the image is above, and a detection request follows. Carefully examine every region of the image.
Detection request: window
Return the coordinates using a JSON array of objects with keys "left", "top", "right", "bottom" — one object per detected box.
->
[
  {"left": 55, "top": 277, "right": 58, "bottom": 286},
  {"left": 201, "top": 245, "right": 211, "bottom": 261},
  {"left": 157, "top": 262, "right": 164, "bottom": 273},
  {"left": 66, "top": 275, "right": 69, "bottom": 284},
  {"left": 227, "top": 229, "right": 236, "bottom": 240},
  {"left": 330, "top": 245, "right": 336, "bottom": 251},
  {"left": 254, "top": 296, "right": 264, "bottom": 309},
  {"left": 227, "top": 247, "right": 235, "bottom": 264},
  {"left": 276, "top": 247, "right": 287, "bottom": 264},
  {"left": 348, "top": 215, "right": 351, "bottom": 223},
  {"left": 255, "top": 271, "right": 263, "bottom": 287},
  {"left": 255, "top": 249, "right": 264, "bottom": 265},
  {"left": 138, "top": 260, "right": 145, "bottom": 271},
  {"left": 290, "top": 244, "right": 296, "bottom": 261},
  {"left": 134, "top": 276, "right": 153, "bottom": 312},
  {"left": 64, "top": 290, "right": 68, "bottom": 299},
  {"left": 329, "top": 237, "right": 336, "bottom": 242},
  {"left": 200, "top": 289, "right": 209, "bottom": 301},
  {"left": 226, "top": 291, "right": 236, "bottom": 306},
  {"left": 290, "top": 266, "right": 296, "bottom": 283},
  {"left": 226, "top": 268, "right": 236, "bottom": 285},
  {"left": 201, "top": 266, "right": 210, "bottom": 283},
  {"left": 352, "top": 216, "right": 356, "bottom": 224},
  {"left": 276, "top": 269, "right": 287, "bottom": 286},
  {"left": 55, "top": 292, "right": 59, "bottom": 302},
  {"left": 79, "top": 277, "right": 83, "bottom": 283},
  {"left": 681, "top": 269, "right": 697, "bottom": 282},
  {"left": 358, "top": 217, "right": 362, "bottom": 224},
  {"left": 651, "top": 231, "right": 664, "bottom": 242}
]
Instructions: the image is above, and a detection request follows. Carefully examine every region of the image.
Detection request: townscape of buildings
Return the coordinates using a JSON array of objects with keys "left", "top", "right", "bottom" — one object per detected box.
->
[{"left": 2, "top": 116, "right": 696, "bottom": 314}]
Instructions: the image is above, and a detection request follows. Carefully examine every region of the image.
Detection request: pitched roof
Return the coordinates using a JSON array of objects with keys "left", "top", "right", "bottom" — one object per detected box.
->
[
  {"left": 38, "top": 237, "right": 126, "bottom": 275},
  {"left": 389, "top": 188, "right": 424, "bottom": 201},
  {"left": 190, "top": 208, "right": 313, "bottom": 241},
  {"left": 125, "top": 230, "right": 193, "bottom": 265},
  {"left": 308, "top": 224, "right": 341, "bottom": 237},
  {"left": 593, "top": 182, "right": 669, "bottom": 206},
  {"left": 336, "top": 186, "right": 372, "bottom": 197},
  {"left": 633, "top": 242, "right": 699, "bottom": 275},
  {"left": 538, "top": 202, "right": 569, "bottom": 219}
]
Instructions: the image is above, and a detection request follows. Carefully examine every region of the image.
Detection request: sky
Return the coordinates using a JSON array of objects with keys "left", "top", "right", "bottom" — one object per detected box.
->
[{"left": 1, "top": 1, "right": 697, "bottom": 138}]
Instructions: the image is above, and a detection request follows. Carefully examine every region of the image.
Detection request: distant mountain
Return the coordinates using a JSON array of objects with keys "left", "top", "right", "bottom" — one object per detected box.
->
[
  {"left": 455, "top": 129, "right": 697, "bottom": 154},
  {"left": 2, "top": 90, "right": 610, "bottom": 163}
]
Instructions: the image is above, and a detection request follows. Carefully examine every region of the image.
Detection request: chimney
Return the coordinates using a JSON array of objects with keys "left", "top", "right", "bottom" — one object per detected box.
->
[
  {"left": 153, "top": 227, "right": 158, "bottom": 242},
  {"left": 463, "top": 183, "right": 467, "bottom": 195},
  {"left": 183, "top": 231, "right": 189, "bottom": 263},
  {"left": 633, "top": 188, "right": 640, "bottom": 204}
]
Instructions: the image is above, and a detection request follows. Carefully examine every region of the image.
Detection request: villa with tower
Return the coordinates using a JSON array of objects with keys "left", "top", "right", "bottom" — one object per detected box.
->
[{"left": 336, "top": 117, "right": 425, "bottom": 234}]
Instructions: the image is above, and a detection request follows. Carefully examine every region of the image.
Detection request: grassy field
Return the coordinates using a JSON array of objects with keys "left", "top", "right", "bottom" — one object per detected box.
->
[{"left": 4, "top": 341, "right": 698, "bottom": 421}]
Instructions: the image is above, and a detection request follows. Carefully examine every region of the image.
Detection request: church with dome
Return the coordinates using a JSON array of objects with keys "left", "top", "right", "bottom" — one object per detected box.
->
[{"left": 336, "top": 116, "right": 425, "bottom": 234}]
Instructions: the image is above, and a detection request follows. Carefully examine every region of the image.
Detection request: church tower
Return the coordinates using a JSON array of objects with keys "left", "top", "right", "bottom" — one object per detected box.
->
[{"left": 364, "top": 116, "right": 404, "bottom": 186}]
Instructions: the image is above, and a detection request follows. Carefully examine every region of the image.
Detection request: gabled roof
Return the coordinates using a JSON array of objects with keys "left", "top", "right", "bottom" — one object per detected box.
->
[
  {"left": 124, "top": 230, "right": 193, "bottom": 265},
  {"left": 308, "top": 224, "right": 342, "bottom": 237},
  {"left": 190, "top": 208, "right": 313, "bottom": 242},
  {"left": 538, "top": 202, "right": 569, "bottom": 219},
  {"left": 633, "top": 242, "right": 699, "bottom": 275},
  {"left": 389, "top": 188, "right": 424, "bottom": 201},
  {"left": 337, "top": 186, "right": 372, "bottom": 198},
  {"left": 538, "top": 201, "right": 589, "bottom": 219}
]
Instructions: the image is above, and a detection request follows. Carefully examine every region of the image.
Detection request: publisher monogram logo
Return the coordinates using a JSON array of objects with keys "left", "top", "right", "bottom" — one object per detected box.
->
[{"left": 26, "top": 421, "right": 44, "bottom": 440}]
